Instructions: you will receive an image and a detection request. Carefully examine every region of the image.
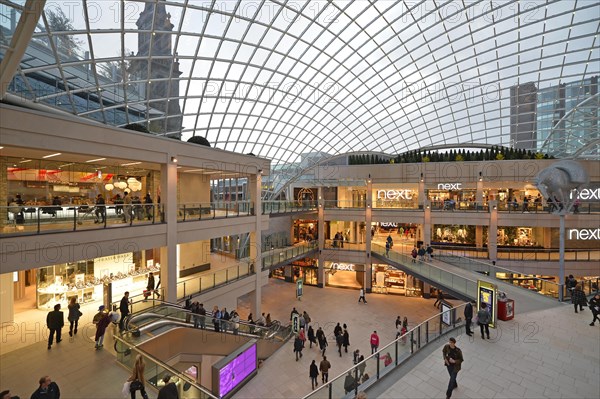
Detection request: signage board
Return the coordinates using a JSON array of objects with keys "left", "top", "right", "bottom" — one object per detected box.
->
[
  {"left": 296, "top": 279, "right": 303, "bottom": 299},
  {"left": 477, "top": 280, "right": 497, "bottom": 329},
  {"left": 440, "top": 301, "right": 452, "bottom": 326},
  {"left": 376, "top": 189, "right": 414, "bottom": 200},
  {"left": 292, "top": 313, "right": 300, "bottom": 334},
  {"left": 437, "top": 183, "right": 462, "bottom": 190}
]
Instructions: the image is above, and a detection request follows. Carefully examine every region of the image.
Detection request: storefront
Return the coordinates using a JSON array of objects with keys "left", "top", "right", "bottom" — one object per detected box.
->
[
  {"left": 427, "top": 181, "right": 477, "bottom": 210},
  {"left": 325, "top": 221, "right": 365, "bottom": 245},
  {"left": 496, "top": 226, "right": 544, "bottom": 247},
  {"left": 371, "top": 264, "right": 423, "bottom": 296},
  {"left": 270, "top": 257, "right": 318, "bottom": 286},
  {"left": 372, "top": 185, "right": 419, "bottom": 209},
  {"left": 293, "top": 219, "right": 317, "bottom": 243},
  {"left": 35, "top": 252, "right": 159, "bottom": 310},
  {"left": 433, "top": 224, "right": 477, "bottom": 246},
  {"left": 325, "top": 262, "right": 365, "bottom": 289}
]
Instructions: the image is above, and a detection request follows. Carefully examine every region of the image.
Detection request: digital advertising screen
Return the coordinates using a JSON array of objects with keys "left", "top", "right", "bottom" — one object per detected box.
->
[
  {"left": 440, "top": 301, "right": 452, "bottom": 326},
  {"left": 216, "top": 342, "right": 257, "bottom": 398},
  {"left": 477, "top": 280, "right": 497, "bottom": 328}
]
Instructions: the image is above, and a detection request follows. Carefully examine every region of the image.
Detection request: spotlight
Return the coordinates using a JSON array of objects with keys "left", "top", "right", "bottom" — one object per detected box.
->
[{"left": 171, "top": 156, "right": 178, "bottom": 163}]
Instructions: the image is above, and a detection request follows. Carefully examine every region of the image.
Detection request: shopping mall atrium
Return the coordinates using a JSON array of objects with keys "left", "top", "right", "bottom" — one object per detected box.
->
[{"left": 0, "top": 1, "right": 599, "bottom": 398}]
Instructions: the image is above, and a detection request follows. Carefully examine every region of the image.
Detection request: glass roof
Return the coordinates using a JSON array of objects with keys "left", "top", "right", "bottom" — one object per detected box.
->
[{"left": 1, "top": 0, "right": 598, "bottom": 169}]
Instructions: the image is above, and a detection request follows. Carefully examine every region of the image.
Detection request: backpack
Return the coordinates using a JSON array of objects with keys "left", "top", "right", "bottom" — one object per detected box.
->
[{"left": 411, "top": 249, "right": 417, "bottom": 258}]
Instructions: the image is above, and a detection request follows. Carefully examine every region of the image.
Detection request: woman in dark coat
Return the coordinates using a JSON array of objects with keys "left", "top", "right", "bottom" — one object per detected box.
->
[
  {"left": 342, "top": 329, "right": 350, "bottom": 353},
  {"left": 309, "top": 360, "right": 319, "bottom": 390},
  {"left": 307, "top": 325, "right": 316, "bottom": 348},
  {"left": 571, "top": 284, "right": 588, "bottom": 313},
  {"left": 94, "top": 309, "right": 111, "bottom": 349}
]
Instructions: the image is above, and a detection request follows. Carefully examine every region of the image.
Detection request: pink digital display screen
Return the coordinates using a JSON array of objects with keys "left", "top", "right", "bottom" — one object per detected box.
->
[{"left": 219, "top": 343, "right": 257, "bottom": 397}]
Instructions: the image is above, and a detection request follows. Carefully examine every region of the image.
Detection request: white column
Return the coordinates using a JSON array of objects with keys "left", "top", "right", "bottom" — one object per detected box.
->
[
  {"left": 365, "top": 177, "right": 373, "bottom": 292},
  {"left": 0, "top": 272, "right": 14, "bottom": 324},
  {"left": 253, "top": 173, "right": 262, "bottom": 316},
  {"left": 161, "top": 159, "right": 178, "bottom": 302}
]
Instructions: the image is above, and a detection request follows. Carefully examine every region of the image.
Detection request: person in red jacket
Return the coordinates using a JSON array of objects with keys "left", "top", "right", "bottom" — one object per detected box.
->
[{"left": 370, "top": 331, "right": 379, "bottom": 354}]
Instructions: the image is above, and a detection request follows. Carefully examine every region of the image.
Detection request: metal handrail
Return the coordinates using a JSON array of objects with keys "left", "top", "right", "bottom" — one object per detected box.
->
[
  {"left": 113, "top": 334, "right": 219, "bottom": 399},
  {"left": 302, "top": 303, "right": 468, "bottom": 399}
]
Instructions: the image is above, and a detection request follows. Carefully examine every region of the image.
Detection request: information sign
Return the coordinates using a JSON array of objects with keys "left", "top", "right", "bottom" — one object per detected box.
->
[{"left": 477, "top": 280, "right": 497, "bottom": 329}]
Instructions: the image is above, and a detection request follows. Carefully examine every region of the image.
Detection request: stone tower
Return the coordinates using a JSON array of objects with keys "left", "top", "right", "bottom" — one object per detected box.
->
[{"left": 129, "top": 0, "right": 182, "bottom": 138}]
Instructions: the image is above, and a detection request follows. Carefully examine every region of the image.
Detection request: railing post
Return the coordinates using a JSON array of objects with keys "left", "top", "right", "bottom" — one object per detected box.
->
[
  {"left": 183, "top": 204, "right": 186, "bottom": 222},
  {"left": 417, "top": 325, "right": 421, "bottom": 349},
  {"left": 73, "top": 207, "right": 77, "bottom": 231},
  {"left": 226, "top": 269, "right": 229, "bottom": 282},
  {"left": 426, "top": 321, "right": 429, "bottom": 344},
  {"left": 395, "top": 339, "right": 398, "bottom": 365},
  {"left": 328, "top": 381, "right": 332, "bottom": 399},
  {"left": 410, "top": 331, "right": 414, "bottom": 353},
  {"left": 152, "top": 204, "right": 155, "bottom": 224},
  {"left": 37, "top": 207, "right": 41, "bottom": 234}
]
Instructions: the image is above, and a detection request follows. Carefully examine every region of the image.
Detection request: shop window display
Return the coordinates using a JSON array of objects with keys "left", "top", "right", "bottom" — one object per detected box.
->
[
  {"left": 372, "top": 264, "right": 422, "bottom": 296},
  {"left": 36, "top": 255, "right": 160, "bottom": 309},
  {"left": 433, "top": 225, "right": 476, "bottom": 246}
]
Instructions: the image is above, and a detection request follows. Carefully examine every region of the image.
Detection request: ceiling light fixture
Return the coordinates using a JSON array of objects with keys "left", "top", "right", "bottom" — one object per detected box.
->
[
  {"left": 19, "top": 159, "right": 32, "bottom": 163},
  {"left": 171, "top": 156, "right": 178, "bottom": 163},
  {"left": 121, "top": 162, "right": 142, "bottom": 166},
  {"left": 42, "top": 153, "right": 62, "bottom": 159},
  {"left": 86, "top": 158, "right": 106, "bottom": 163},
  {"left": 183, "top": 169, "right": 204, "bottom": 173}
]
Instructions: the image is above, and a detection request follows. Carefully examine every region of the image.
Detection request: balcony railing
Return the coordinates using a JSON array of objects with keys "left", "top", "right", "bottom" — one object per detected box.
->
[
  {"left": 0, "top": 203, "right": 159, "bottom": 236},
  {"left": 262, "top": 200, "right": 317, "bottom": 214},
  {"left": 262, "top": 241, "right": 318, "bottom": 270},
  {"left": 177, "top": 201, "right": 253, "bottom": 221},
  {"left": 323, "top": 200, "right": 367, "bottom": 209},
  {"left": 324, "top": 239, "right": 366, "bottom": 250},
  {"left": 302, "top": 303, "right": 467, "bottom": 399},
  {"left": 176, "top": 261, "right": 254, "bottom": 300},
  {"left": 429, "top": 201, "right": 489, "bottom": 212}
]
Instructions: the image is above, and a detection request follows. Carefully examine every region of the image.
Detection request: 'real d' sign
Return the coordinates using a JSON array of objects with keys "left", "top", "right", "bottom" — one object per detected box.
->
[
  {"left": 377, "top": 189, "right": 414, "bottom": 200},
  {"left": 568, "top": 228, "right": 600, "bottom": 240}
]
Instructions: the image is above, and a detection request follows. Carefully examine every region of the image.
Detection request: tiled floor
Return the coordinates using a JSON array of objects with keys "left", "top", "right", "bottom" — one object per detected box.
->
[
  {"left": 0, "top": 277, "right": 457, "bottom": 398},
  {"left": 373, "top": 301, "right": 600, "bottom": 399},
  {"left": 2, "top": 246, "right": 597, "bottom": 399}
]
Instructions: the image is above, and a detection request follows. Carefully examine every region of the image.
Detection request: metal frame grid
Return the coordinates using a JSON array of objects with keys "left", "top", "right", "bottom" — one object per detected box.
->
[{"left": 0, "top": 0, "right": 598, "bottom": 169}]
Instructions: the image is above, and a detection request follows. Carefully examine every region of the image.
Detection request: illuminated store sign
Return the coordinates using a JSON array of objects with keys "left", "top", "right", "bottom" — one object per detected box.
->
[
  {"left": 331, "top": 263, "right": 355, "bottom": 271},
  {"left": 437, "top": 183, "right": 462, "bottom": 190},
  {"left": 377, "top": 189, "right": 413, "bottom": 200},
  {"left": 380, "top": 222, "right": 398, "bottom": 228},
  {"left": 570, "top": 188, "right": 600, "bottom": 201},
  {"left": 568, "top": 228, "right": 600, "bottom": 240}
]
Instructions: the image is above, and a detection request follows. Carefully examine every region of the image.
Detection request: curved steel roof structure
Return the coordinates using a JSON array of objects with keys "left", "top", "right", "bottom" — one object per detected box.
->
[{"left": 1, "top": 0, "right": 599, "bottom": 167}]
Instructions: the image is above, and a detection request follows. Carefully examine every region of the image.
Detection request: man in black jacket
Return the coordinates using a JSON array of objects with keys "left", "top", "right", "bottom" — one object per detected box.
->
[
  {"left": 464, "top": 301, "right": 474, "bottom": 336},
  {"left": 119, "top": 291, "right": 130, "bottom": 332},
  {"left": 31, "top": 376, "right": 60, "bottom": 399},
  {"left": 46, "top": 304, "right": 64, "bottom": 350},
  {"left": 157, "top": 375, "right": 179, "bottom": 399}
]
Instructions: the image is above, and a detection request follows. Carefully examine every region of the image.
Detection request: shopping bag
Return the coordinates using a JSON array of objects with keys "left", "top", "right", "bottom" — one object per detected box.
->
[{"left": 122, "top": 381, "right": 131, "bottom": 398}]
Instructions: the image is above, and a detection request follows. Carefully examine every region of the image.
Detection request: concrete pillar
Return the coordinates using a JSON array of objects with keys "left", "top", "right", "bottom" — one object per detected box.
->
[
  {"left": 0, "top": 159, "right": 7, "bottom": 230},
  {"left": 161, "top": 160, "right": 178, "bottom": 302},
  {"left": 476, "top": 175, "right": 484, "bottom": 203},
  {"left": 423, "top": 200, "right": 431, "bottom": 245},
  {"left": 365, "top": 177, "right": 372, "bottom": 292},
  {"left": 317, "top": 187, "right": 325, "bottom": 288},
  {"left": 476, "top": 225, "right": 484, "bottom": 248},
  {"left": 248, "top": 173, "right": 262, "bottom": 316},
  {"left": 0, "top": 272, "right": 14, "bottom": 324},
  {"left": 488, "top": 200, "right": 498, "bottom": 261},
  {"left": 543, "top": 227, "right": 552, "bottom": 249}
]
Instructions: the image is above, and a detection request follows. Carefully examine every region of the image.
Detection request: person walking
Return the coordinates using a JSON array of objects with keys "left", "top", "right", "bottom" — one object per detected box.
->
[
  {"left": 434, "top": 290, "right": 445, "bottom": 308},
  {"left": 344, "top": 371, "right": 357, "bottom": 394},
  {"left": 67, "top": 296, "right": 81, "bottom": 337},
  {"left": 418, "top": 246, "right": 426, "bottom": 262},
  {"left": 317, "top": 328, "right": 327, "bottom": 355},
  {"left": 31, "top": 376, "right": 60, "bottom": 399},
  {"left": 46, "top": 304, "right": 64, "bottom": 350},
  {"left": 157, "top": 375, "right": 179, "bottom": 399},
  {"left": 336, "top": 331, "right": 344, "bottom": 357},
  {"left": 571, "top": 284, "right": 588, "bottom": 313},
  {"left": 93, "top": 306, "right": 111, "bottom": 350},
  {"left": 370, "top": 331, "right": 379, "bottom": 354},
  {"left": 442, "top": 337, "right": 463, "bottom": 399},
  {"left": 309, "top": 360, "right": 319, "bottom": 389},
  {"left": 307, "top": 325, "right": 316, "bottom": 348},
  {"left": 588, "top": 293, "right": 600, "bottom": 326},
  {"left": 385, "top": 240, "right": 391, "bottom": 257},
  {"left": 143, "top": 193, "right": 154, "bottom": 221},
  {"left": 426, "top": 244, "right": 434, "bottom": 261},
  {"left": 411, "top": 246, "right": 418, "bottom": 263},
  {"left": 464, "top": 301, "right": 474, "bottom": 336},
  {"left": 477, "top": 302, "right": 491, "bottom": 339},
  {"left": 123, "top": 191, "right": 132, "bottom": 223},
  {"left": 294, "top": 335, "right": 304, "bottom": 361},
  {"left": 128, "top": 355, "right": 149, "bottom": 399},
  {"left": 343, "top": 328, "right": 350, "bottom": 353},
  {"left": 358, "top": 288, "right": 367, "bottom": 304},
  {"left": 319, "top": 356, "right": 331, "bottom": 383},
  {"left": 94, "top": 194, "right": 106, "bottom": 224},
  {"left": 119, "top": 291, "right": 130, "bottom": 332}
]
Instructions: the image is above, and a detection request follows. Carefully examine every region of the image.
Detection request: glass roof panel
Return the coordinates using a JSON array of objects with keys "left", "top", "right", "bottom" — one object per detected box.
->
[{"left": 2, "top": 0, "right": 598, "bottom": 197}]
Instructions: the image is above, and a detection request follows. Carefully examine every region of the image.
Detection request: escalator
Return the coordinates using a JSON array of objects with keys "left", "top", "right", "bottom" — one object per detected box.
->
[{"left": 117, "top": 300, "right": 293, "bottom": 360}]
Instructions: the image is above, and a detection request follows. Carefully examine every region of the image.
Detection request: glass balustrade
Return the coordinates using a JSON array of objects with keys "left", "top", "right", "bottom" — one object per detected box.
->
[
  {"left": 261, "top": 242, "right": 318, "bottom": 270},
  {"left": 176, "top": 262, "right": 252, "bottom": 300},
  {"left": 1, "top": 203, "right": 160, "bottom": 236},
  {"left": 262, "top": 200, "right": 317, "bottom": 214},
  {"left": 302, "top": 304, "right": 467, "bottom": 399}
]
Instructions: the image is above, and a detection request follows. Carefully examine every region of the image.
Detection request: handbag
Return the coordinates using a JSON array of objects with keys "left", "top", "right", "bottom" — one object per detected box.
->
[
  {"left": 130, "top": 380, "right": 143, "bottom": 392},
  {"left": 121, "top": 381, "right": 131, "bottom": 398}
]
